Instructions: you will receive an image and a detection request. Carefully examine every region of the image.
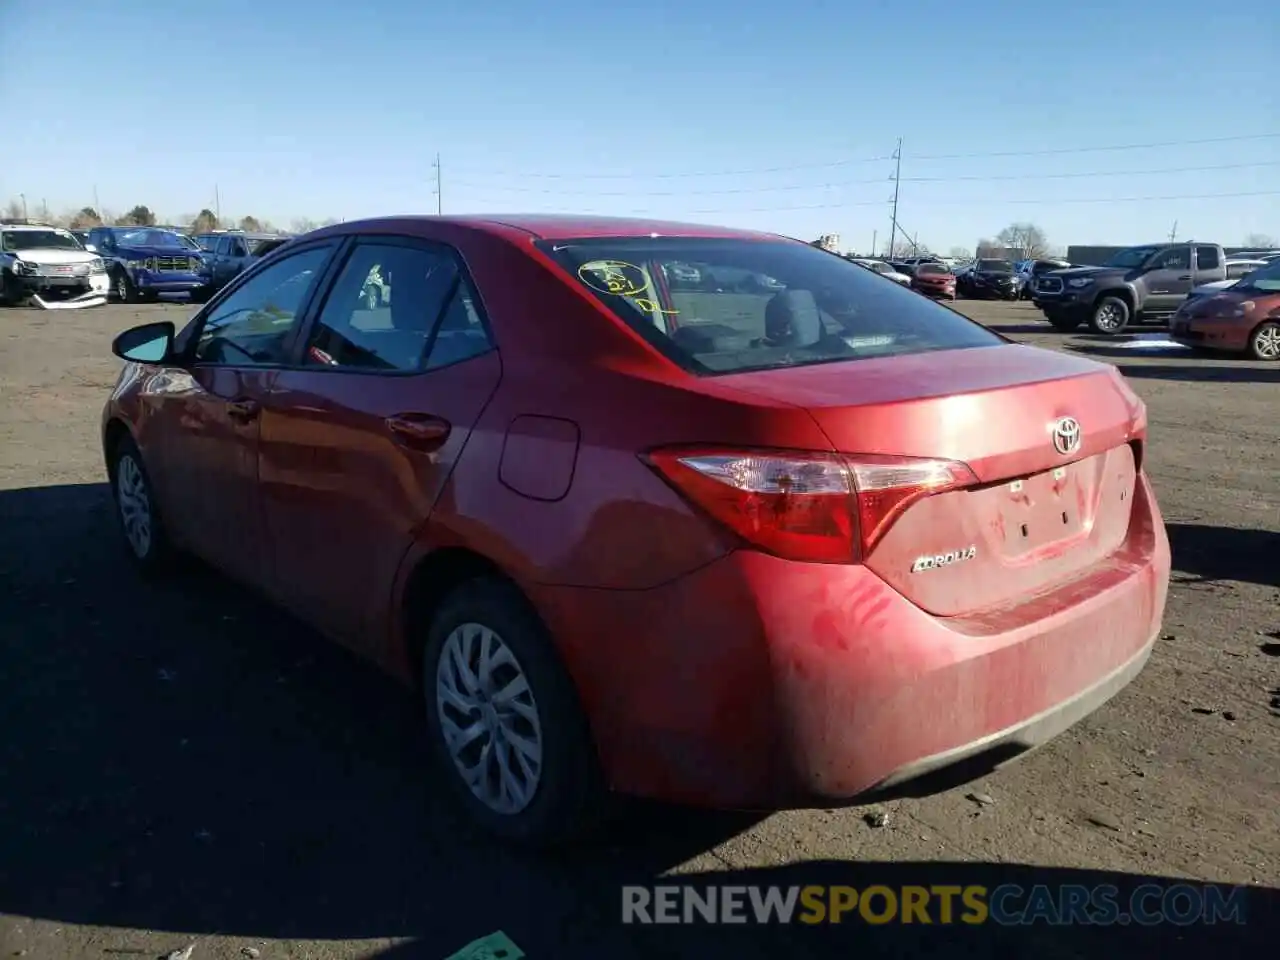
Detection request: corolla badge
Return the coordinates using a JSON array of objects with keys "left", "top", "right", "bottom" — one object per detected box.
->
[
  {"left": 911, "top": 546, "right": 977, "bottom": 573},
  {"left": 1051, "top": 416, "right": 1082, "bottom": 456}
]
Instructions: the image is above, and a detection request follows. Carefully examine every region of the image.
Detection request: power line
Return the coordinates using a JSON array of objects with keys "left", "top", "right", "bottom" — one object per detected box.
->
[
  {"left": 446, "top": 160, "right": 1280, "bottom": 196},
  {"left": 454, "top": 132, "right": 1280, "bottom": 180},
  {"left": 656, "top": 190, "right": 1280, "bottom": 216}
]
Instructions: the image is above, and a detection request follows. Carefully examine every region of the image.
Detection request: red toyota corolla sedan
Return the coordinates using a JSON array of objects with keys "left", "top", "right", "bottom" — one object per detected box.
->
[{"left": 102, "top": 215, "right": 1170, "bottom": 845}]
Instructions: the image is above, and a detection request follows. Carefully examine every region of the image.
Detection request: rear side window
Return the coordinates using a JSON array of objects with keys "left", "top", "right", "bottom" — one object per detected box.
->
[
  {"left": 537, "top": 238, "right": 1001, "bottom": 375},
  {"left": 1195, "top": 246, "right": 1221, "bottom": 270},
  {"left": 304, "top": 240, "right": 492, "bottom": 373}
]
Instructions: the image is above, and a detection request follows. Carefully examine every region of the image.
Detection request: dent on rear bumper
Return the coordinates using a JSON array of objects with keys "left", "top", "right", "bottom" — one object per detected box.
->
[{"left": 531, "top": 475, "right": 1170, "bottom": 808}]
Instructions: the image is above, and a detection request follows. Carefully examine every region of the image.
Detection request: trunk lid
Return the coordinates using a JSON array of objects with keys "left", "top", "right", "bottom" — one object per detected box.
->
[{"left": 719, "top": 344, "right": 1146, "bottom": 616}]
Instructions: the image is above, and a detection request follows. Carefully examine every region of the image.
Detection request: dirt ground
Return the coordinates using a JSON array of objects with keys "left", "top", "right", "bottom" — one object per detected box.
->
[{"left": 0, "top": 299, "right": 1276, "bottom": 960}]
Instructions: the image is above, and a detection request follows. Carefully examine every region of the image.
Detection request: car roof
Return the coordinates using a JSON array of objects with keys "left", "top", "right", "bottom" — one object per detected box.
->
[
  {"left": 327, "top": 214, "right": 782, "bottom": 242},
  {"left": 1, "top": 224, "right": 71, "bottom": 231}
]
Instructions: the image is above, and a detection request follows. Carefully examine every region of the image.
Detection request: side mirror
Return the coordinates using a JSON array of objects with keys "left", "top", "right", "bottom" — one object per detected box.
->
[
  {"left": 112, "top": 321, "right": 176, "bottom": 363},
  {"left": 84, "top": 243, "right": 98, "bottom": 253}
]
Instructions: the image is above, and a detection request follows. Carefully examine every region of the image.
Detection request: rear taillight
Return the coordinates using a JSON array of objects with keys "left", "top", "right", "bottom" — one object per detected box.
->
[{"left": 644, "top": 447, "right": 977, "bottom": 564}]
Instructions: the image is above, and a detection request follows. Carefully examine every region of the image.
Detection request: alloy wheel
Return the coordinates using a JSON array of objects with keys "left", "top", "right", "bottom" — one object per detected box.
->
[
  {"left": 1094, "top": 303, "right": 1122, "bottom": 332},
  {"left": 116, "top": 454, "right": 152, "bottom": 558},
  {"left": 1254, "top": 324, "right": 1280, "bottom": 360},
  {"left": 435, "top": 622, "right": 544, "bottom": 815}
]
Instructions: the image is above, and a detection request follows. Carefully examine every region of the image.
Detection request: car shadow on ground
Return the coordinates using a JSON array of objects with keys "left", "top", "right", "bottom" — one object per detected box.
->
[
  {"left": 1166, "top": 522, "right": 1280, "bottom": 587},
  {"left": 1062, "top": 346, "right": 1280, "bottom": 382},
  {"left": 1, "top": 483, "right": 1276, "bottom": 959}
]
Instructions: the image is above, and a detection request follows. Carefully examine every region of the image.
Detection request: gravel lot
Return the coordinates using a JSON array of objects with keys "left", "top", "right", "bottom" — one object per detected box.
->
[{"left": 1, "top": 299, "right": 1277, "bottom": 959}]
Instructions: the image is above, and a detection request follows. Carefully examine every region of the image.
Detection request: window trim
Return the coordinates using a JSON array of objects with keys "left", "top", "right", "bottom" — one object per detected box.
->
[
  {"left": 1194, "top": 245, "right": 1221, "bottom": 271},
  {"left": 283, "top": 234, "right": 498, "bottom": 377},
  {"left": 181, "top": 238, "right": 345, "bottom": 369}
]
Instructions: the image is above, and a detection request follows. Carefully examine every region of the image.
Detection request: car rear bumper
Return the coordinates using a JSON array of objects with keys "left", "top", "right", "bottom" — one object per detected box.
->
[{"left": 532, "top": 473, "right": 1170, "bottom": 808}]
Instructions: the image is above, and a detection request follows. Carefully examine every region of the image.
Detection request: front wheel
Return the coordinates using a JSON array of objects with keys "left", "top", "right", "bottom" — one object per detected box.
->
[
  {"left": 421, "top": 578, "right": 604, "bottom": 847},
  {"left": 1090, "top": 296, "right": 1131, "bottom": 335},
  {"left": 0, "top": 271, "right": 25, "bottom": 306},
  {"left": 109, "top": 436, "right": 175, "bottom": 574},
  {"left": 113, "top": 270, "right": 139, "bottom": 304},
  {"left": 1247, "top": 320, "right": 1280, "bottom": 361}
]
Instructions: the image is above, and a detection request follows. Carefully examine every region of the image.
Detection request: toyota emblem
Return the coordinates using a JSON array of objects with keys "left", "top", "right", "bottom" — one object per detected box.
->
[{"left": 1052, "top": 416, "right": 1082, "bottom": 456}]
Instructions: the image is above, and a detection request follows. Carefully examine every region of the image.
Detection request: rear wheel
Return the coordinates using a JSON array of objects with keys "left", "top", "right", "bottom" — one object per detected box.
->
[
  {"left": 1090, "top": 296, "right": 1130, "bottom": 335},
  {"left": 421, "top": 578, "right": 604, "bottom": 847},
  {"left": 1247, "top": 320, "right": 1280, "bottom": 361}
]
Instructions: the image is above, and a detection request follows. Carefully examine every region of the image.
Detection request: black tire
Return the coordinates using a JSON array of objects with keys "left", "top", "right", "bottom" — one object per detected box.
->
[
  {"left": 1247, "top": 320, "right": 1280, "bottom": 361},
  {"left": 113, "top": 270, "right": 139, "bottom": 304},
  {"left": 1090, "top": 296, "right": 1130, "bottom": 335},
  {"left": 421, "top": 577, "right": 604, "bottom": 847},
  {"left": 1047, "top": 314, "right": 1082, "bottom": 332},
  {"left": 108, "top": 434, "right": 175, "bottom": 575},
  {"left": 0, "top": 271, "right": 25, "bottom": 307}
]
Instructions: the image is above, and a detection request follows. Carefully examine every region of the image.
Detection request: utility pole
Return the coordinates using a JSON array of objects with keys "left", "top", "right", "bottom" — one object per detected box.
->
[
  {"left": 214, "top": 185, "right": 221, "bottom": 226},
  {"left": 888, "top": 138, "right": 902, "bottom": 258},
  {"left": 93, "top": 185, "right": 101, "bottom": 220},
  {"left": 18, "top": 194, "right": 27, "bottom": 219},
  {"left": 432, "top": 153, "right": 442, "bottom": 215},
  {"left": 871, "top": 229, "right": 877, "bottom": 257},
  {"left": 1168, "top": 220, "right": 1178, "bottom": 241},
  {"left": 41, "top": 199, "right": 48, "bottom": 220}
]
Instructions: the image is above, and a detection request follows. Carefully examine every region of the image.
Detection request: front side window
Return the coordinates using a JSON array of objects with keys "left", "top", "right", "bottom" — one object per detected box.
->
[
  {"left": 304, "top": 241, "right": 491, "bottom": 372},
  {"left": 194, "top": 245, "right": 334, "bottom": 365},
  {"left": 537, "top": 237, "right": 1001, "bottom": 376},
  {"left": 1154, "top": 247, "right": 1191, "bottom": 271}
]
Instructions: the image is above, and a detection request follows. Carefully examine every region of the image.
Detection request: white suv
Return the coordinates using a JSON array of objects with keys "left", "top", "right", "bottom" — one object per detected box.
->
[{"left": 0, "top": 222, "right": 110, "bottom": 308}]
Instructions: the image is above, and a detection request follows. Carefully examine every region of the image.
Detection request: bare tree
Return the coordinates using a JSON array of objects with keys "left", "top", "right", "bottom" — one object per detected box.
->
[
  {"left": 947, "top": 246, "right": 971, "bottom": 260},
  {"left": 996, "top": 223, "right": 1049, "bottom": 258},
  {"left": 1244, "top": 233, "right": 1277, "bottom": 248},
  {"left": 239, "top": 215, "right": 261, "bottom": 232},
  {"left": 290, "top": 217, "right": 319, "bottom": 234},
  {"left": 975, "top": 238, "right": 1002, "bottom": 258},
  {"left": 3, "top": 199, "right": 22, "bottom": 220}
]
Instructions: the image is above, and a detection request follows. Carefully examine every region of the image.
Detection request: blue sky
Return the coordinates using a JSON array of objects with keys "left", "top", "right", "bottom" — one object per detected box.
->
[{"left": 2, "top": 0, "right": 1277, "bottom": 252}]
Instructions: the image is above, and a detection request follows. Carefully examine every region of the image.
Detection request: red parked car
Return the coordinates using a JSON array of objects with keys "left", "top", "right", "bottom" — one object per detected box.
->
[
  {"left": 910, "top": 261, "right": 957, "bottom": 300},
  {"left": 102, "top": 215, "right": 1170, "bottom": 845},
  {"left": 1169, "top": 259, "right": 1280, "bottom": 360}
]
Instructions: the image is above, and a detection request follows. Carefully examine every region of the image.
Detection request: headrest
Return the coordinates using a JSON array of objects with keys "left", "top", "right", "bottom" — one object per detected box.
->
[{"left": 764, "top": 290, "right": 822, "bottom": 347}]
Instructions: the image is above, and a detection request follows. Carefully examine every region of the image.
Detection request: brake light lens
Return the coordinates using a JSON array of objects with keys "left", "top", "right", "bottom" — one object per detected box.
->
[{"left": 644, "top": 447, "right": 977, "bottom": 564}]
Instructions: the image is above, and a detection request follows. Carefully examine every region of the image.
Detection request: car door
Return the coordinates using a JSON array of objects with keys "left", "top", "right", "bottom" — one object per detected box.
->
[
  {"left": 1142, "top": 246, "right": 1193, "bottom": 313},
  {"left": 256, "top": 236, "right": 502, "bottom": 648},
  {"left": 147, "top": 242, "right": 340, "bottom": 587}
]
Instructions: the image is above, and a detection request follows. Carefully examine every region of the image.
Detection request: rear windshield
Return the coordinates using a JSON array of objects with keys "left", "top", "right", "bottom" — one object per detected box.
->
[
  {"left": 916, "top": 263, "right": 950, "bottom": 276},
  {"left": 537, "top": 237, "right": 1001, "bottom": 375}
]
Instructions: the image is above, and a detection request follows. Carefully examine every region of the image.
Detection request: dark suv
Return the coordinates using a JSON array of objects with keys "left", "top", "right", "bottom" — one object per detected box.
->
[{"left": 193, "top": 231, "right": 289, "bottom": 298}]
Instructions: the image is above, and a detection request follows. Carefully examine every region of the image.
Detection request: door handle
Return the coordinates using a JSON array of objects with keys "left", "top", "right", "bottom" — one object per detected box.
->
[
  {"left": 226, "top": 397, "right": 261, "bottom": 423},
  {"left": 385, "top": 413, "right": 451, "bottom": 451},
  {"left": 1177, "top": 275, "right": 1191, "bottom": 280}
]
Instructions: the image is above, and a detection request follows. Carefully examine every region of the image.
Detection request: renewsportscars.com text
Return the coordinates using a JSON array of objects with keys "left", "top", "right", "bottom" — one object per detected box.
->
[{"left": 621, "top": 883, "right": 1248, "bottom": 926}]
